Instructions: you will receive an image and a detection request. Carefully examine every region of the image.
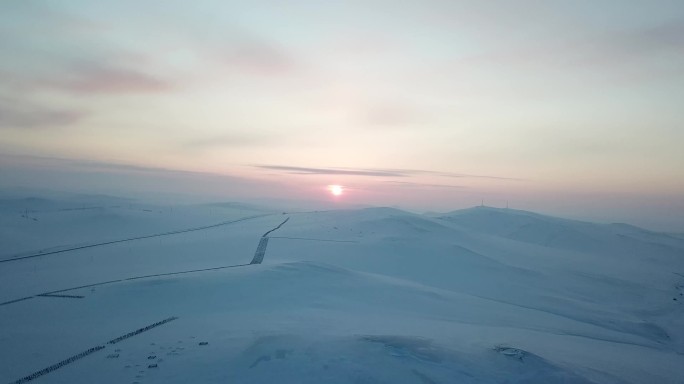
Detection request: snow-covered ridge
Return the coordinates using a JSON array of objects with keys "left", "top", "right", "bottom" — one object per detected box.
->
[{"left": 1, "top": 195, "right": 683, "bottom": 383}]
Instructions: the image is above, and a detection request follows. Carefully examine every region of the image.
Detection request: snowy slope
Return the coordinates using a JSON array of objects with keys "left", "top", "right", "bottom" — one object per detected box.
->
[
  {"left": 0, "top": 195, "right": 273, "bottom": 259},
  {"left": 1, "top": 197, "right": 683, "bottom": 383},
  {"left": 435, "top": 206, "right": 684, "bottom": 262}
]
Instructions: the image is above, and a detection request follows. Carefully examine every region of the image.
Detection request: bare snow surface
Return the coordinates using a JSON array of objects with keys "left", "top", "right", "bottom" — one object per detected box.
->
[{"left": 1, "top": 195, "right": 684, "bottom": 383}]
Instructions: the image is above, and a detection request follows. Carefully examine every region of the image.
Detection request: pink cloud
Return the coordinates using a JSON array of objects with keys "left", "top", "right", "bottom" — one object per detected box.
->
[
  {"left": 52, "top": 62, "right": 172, "bottom": 94},
  {"left": 0, "top": 97, "right": 86, "bottom": 129},
  {"left": 220, "top": 38, "right": 299, "bottom": 76}
]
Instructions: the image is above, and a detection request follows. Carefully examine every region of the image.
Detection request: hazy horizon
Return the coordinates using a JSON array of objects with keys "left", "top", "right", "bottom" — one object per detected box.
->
[
  {"left": 1, "top": 1, "right": 683, "bottom": 231},
  {"left": 2, "top": 152, "right": 682, "bottom": 233}
]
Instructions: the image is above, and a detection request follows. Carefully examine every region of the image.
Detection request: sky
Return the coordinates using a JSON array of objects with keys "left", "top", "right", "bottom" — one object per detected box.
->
[{"left": 1, "top": 1, "right": 683, "bottom": 230}]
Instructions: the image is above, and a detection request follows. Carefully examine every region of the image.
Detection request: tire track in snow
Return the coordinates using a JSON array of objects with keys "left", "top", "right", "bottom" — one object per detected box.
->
[
  {"left": 9, "top": 317, "right": 178, "bottom": 384},
  {"left": 0, "top": 213, "right": 273, "bottom": 264}
]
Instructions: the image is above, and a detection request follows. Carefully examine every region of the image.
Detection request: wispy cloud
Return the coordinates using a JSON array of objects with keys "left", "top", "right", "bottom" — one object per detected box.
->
[
  {"left": 0, "top": 153, "right": 284, "bottom": 203},
  {"left": 382, "top": 180, "right": 465, "bottom": 189},
  {"left": 254, "top": 165, "right": 406, "bottom": 177},
  {"left": 0, "top": 2, "right": 172, "bottom": 96},
  {"left": 68, "top": 159, "right": 186, "bottom": 174},
  {"left": 51, "top": 62, "right": 172, "bottom": 94},
  {"left": 595, "top": 18, "right": 684, "bottom": 62},
  {"left": 431, "top": 171, "right": 525, "bottom": 181},
  {"left": 0, "top": 154, "right": 182, "bottom": 174},
  {"left": 0, "top": 97, "right": 85, "bottom": 129},
  {"left": 219, "top": 37, "right": 300, "bottom": 77},
  {"left": 0, "top": 60, "right": 172, "bottom": 96},
  {"left": 367, "top": 168, "right": 525, "bottom": 181},
  {"left": 254, "top": 165, "right": 524, "bottom": 181}
]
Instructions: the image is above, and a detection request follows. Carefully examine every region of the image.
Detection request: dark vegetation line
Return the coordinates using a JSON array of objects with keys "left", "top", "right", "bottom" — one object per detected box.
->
[
  {"left": 1, "top": 264, "right": 252, "bottom": 306},
  {"left": 41, "top": 278, "right": 126, "bottom": 295},
  {"left": 10, "top": 346, "right": 106, "bottom": 384},
  {"left": 37, "top": 294, "right": 84, "bottom": 299},
  {"left": 5, "top": 219, "right": 294, "bottom": 380},
  {"left": 107, "top": 316, "right": 178, "bottom": 344},
  {"left": 9, "top": 317, "right": 178, "bottom": 384},
  {"left": 45, "top": 263, "right": 251, "bottom": 295},
  {"left": 0, "top": 213, "right": 273, "bottom": 264},
  {"left": 0, "top": 296, "right": 35, "bottom": 307},
  {"left": 121, "top": 264, "right": 250, "bottom": 282}
]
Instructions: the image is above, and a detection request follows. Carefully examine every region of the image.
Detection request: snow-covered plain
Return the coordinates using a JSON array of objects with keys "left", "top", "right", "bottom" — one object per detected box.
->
[{"left": 1, "top": 194, "right": 683, "bottom": 383}]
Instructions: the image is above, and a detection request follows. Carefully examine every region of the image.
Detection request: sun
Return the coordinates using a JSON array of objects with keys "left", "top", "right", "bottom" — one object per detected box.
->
[{"left": 328, "top": 184, "right": 343, "bottom": 196}]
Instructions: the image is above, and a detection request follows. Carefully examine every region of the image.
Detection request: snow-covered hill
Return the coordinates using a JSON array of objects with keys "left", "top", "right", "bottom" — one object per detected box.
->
[{"left": 1, "top": 197, "right": 683, "bottom": 383}]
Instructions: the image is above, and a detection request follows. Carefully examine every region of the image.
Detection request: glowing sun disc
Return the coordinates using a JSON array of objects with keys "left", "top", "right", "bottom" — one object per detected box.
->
[{"left": 329, "top": 185, "right": 343, "bottom": 196}]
